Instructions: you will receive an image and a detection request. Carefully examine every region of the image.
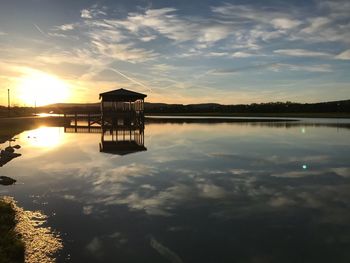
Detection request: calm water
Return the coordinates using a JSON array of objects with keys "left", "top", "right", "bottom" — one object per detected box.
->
[{"left": 1, "top": 119, "right": 350, "bottom": 263}]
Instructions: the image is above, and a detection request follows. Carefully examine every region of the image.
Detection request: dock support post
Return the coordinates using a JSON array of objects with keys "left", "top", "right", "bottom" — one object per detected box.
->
[{"left": 74, "top": 112, "right": 77, "bottom": 132}]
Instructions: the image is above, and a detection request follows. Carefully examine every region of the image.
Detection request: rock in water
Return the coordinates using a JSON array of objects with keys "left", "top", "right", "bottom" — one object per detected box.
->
[
  {"left": 5, "top": 146, "right": 15, "bottom": 153},
  {"left": 0, "top": 176, "right": 17, "bottom": 186}
]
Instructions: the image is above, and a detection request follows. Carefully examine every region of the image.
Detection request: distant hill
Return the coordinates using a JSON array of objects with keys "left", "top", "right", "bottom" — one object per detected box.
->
[
  {"left": 44, "top": 102, "right": 100, "bottom": 108},
  {"left": 38, "top": 99, "right": 350, "bottom": 114}
]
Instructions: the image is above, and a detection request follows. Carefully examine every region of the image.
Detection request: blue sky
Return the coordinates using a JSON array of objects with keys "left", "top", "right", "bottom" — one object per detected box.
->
[{"left": 0, "top": 0, "right": 349, "bottom": 105}]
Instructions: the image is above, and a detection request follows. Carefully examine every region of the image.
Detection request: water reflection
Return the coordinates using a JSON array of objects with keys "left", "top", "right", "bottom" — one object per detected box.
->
[
  {"left": 26, "top": 127, "right": 64, "bottom": 148},
  {"left": 63, "top": 113, "right": 147, "bottom": 156},
  {"left": 1, "top": 120, "right": 350, "bottom": 262},
  {"left": 99, "top": 127, "right": 146, "bottom": 155}
]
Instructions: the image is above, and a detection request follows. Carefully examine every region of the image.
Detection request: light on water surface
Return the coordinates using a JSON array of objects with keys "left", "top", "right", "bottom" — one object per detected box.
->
[
  {"left": 23, "top": 127, "right": 64, "bottom": 149},
  {"left": 2, "top": 197, "right": 62, "bottom": 263}
]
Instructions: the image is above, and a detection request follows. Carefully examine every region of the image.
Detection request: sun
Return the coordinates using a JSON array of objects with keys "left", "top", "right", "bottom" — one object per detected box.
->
[{"left": 17, "top": 71, "right": 70, "bottom": 106}]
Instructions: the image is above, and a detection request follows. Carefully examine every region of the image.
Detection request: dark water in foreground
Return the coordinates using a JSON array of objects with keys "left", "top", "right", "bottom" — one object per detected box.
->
[{"left": 1, "top": 119, "right": 350, "bottom": 263}]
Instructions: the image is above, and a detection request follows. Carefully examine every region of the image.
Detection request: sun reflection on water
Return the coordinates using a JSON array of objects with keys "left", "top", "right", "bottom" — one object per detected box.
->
[{"left": 24, "top": 127, "right": 64, "bottom": 149}]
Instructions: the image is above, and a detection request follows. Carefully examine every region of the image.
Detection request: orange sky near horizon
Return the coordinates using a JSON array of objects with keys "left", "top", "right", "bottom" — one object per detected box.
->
[{"left": 1, "top": 68, "right": 286, "bottom": 107}]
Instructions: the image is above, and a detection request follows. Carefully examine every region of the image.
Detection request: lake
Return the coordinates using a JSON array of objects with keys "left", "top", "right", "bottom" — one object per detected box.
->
[{"left": 1, "top": 118, "right": 350, "bottom": 263}]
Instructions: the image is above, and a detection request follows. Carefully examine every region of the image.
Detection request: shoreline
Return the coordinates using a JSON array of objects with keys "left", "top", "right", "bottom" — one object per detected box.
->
[
  {"left": 146, "top": 112, "right": 350, "bottom": 118},
  {"left": 0, "top": 197, "right": 62, "bottom": 263},
  {"left": 1, "top": 113, "right": 350, "bottom": 122},
  {"left": 0, "top": 198, "right": 25, "bottom": 263}
]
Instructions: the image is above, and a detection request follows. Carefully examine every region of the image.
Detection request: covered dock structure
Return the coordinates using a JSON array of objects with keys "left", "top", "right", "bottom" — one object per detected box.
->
[{"left": 99, "top": 88, "right": 146, "bottom": 128}]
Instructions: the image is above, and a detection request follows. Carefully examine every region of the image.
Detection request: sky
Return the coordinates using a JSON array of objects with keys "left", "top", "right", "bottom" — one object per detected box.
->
[{"left": 0, "top": 0, "right": 349, "bottom": 106}]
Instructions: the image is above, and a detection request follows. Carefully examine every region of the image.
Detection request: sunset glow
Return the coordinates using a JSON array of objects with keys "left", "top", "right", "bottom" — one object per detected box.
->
[
  {"left": 0, "top": 0, "right": 349, "bottom": 105},
  {"left": 17, "top": 71, "right": 70, "bottom": 106}
]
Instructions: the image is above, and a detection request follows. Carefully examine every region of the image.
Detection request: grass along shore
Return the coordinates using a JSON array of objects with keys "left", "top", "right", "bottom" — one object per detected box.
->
[
  {"left": 0, "top": 199, "right": 25, "bottom": 263},
  {"left": 0, "top": 197, "right": 62, "bottom": 263}
]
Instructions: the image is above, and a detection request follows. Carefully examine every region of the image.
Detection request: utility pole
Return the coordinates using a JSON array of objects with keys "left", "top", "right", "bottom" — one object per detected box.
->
[{"left": 7, "top": 89, "right": 10, "bottom": 117}]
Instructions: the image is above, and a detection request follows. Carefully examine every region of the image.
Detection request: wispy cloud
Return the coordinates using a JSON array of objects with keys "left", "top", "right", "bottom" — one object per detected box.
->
[
  {"left": 300, "top": 17, "right": 331, "bottom": 34},
  {"left": 231, "top": 51, "right": 255, "bottom": 58},
  {"left": 209, "top": 63, "right": 278, "bottom": 75},
  {"left": 271, "top": 18, "right": 302, "bottom": 29},
  {"left": 274, "top": 49, "right": 332, "bottom": 58},
  {"left": 56, "top": 24, "right": 75, "bottom": 31},
  {"left": 269, "top": 63, "right": 333, "bottom": 73},
  {"left": 81, "top": 5, "right": 107, "bottom": 19},
  {"left": 210, "top": 62, "right": 332, "bottom": 75},
  {"left": 112, "top": 8, "right": 201, "bottom": 43},
  {"left": 335, "top": 49, "right": 350, "bottom": 60}
]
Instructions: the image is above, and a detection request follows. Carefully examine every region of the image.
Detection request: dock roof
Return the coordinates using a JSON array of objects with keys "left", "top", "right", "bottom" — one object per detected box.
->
[{"left": 99, "top": 88, "right": 147, "bottom": 102}]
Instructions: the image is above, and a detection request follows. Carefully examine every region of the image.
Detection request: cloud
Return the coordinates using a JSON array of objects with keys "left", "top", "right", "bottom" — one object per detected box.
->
[
  {"left": 197, "top": 25, "right": 231, "bottom": 43},
  {"left": 48, "top": 14, "right": 159, "bottom": 65},
  {"left": 81, "top": 9, "right": 92, "bottom": 19},
  {"left": 335, "top": 49, "right": 350, "bottom": 60},
  {"left": 140, "top": 35, "right": 157, "bottom": 42},
  {"left": 197, "top": 183, "right": 227, "bottom": 199},
  {"left": 269, "top": 196, "right": 297, "bottom": 207},
  {"left": 271, "top": 18, "right": 302, "bottom": 29},
  {"left": 274, "top": 49, "right": 332, "bottom": 57},
  {"left": 331, "top": 167, "right": 350, "bottom": 177},
  {"left": 207, "top": 52, "right": 229, "bottom": 57},
  {"left": 210, "top": 62, "right": 332, "bottom": 75},
  {"left": 112, "top": 8, "right": 195, "bottom": 42},
  {"left": 212, "top": 3, "right": 302, "bottom": 29},
  {"left": 81, "top": 5, "right": 107, "bottom": 19},
  {"left": 231, "top": 51, "right": 255, "bottom": 58},
  {"left": 93, "top": 41, "right": 158, "bottom": 63},
  {"left": 56, "top": 24, "right": 75, "bottom": 31},
  {"left": 209, "top": 63, "right": 277, "bottom": 75},
  {"left": 112, "top": 7, "right": 243, "bottom": 46},
  {"left": 50, "top": 3, "right": 350, "bottom": 68},
  {"left": 301, "top": 17, "right": 331, "bottom": 34},
  {"left": 150, "top": 63, "right": 177, "bottom": 73},
  {"left": 86, "top": 237, "right": 103, "bottom": 258},
  {"left": 291, "top": 2, "right": 350, "bottom": 44},
  {"left": 150, "top": 237, "right": 184, "bottom": 263},
  {"left": 269, "top": 63, "right": 333, "bottom": 73}
]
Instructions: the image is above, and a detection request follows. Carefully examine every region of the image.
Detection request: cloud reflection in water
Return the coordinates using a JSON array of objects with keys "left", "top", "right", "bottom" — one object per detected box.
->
[{"left": 2, "top": 122, "right": 350, "bottom": 262}]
